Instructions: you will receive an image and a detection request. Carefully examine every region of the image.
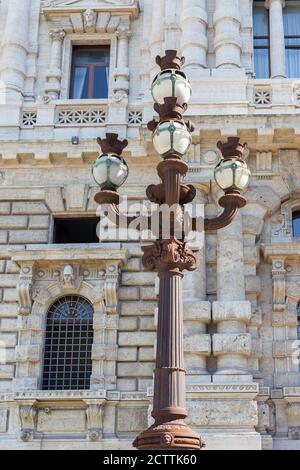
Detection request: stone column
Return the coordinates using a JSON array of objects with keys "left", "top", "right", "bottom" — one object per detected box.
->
[
  {"left": 213, "top": 0, "right": 242, "bottom": 69},
  {"left": 113, "top": 22, "right": 131, "bottom": 99},
  {"left": 44, "top": 29, "right": 65, "bottom": 100},
  {"left": 213, "top": 211, "right": 252, "bottom": 381},
  {"left": 180, "top": 0, "right": 208, "bottom": 78},
  {"left": 0, "top": 0, "right": 31, "bottom": 103},
  {"left": 265, "top": 0, "right": 286, "bottom": 78},
  {"left": 184, "top": 188, "right": 211, "bottom": 383}
]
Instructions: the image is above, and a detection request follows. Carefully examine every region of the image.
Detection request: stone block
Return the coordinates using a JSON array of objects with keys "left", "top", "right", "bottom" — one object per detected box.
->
[
  {"left": 117, "top": 379, "right": 137, "bottom": 391},
  {"left": 37, "top": 409, "right": 86, "bottom": 433},
  {"left": 117, "top": 362, "right": 154, "bottom": 377},
  {"left": 29, "top": 215, "right": 50, "bottom": 229},
  {"left": 0, "top": 203, "right": 11, "bottom": 215},
  {"left": 122, "top": 272, "right": 155, "bottom": 286},
  {"left": 0, "top": 409, "right": 8, "bottom": 433},
  {"left": 138, "top": 378, "right": 153, "bottom": 391},
  {"left": 273, "top": 341, "right": 296, "bottom": 358},
  {"left": 122, "top": 258, "right": 140, "bottom": 272},
  {"left": 119, "top": 287, "right": 139, "bottom": 301},
  {"left": 15, "top": 345, "right": 41, "bottom": 362},
  {"left": 92, "top": 343, "right": 117, "bottom": 361},
  {"left": 139, "top": 317, "right": 155, "bottom": 331},
  {"left": 139, "top": 347, "right": 155, "bottom": 361},
  {"left": 183, "top": 301, "right": 211, "bottom": 322},
  {"left": 0, "top": 232, "right": 8, "bottom": 244},
  {"left": 0, "top": 318, "right": 17, "bottom": 331},
  {"left": 118, "top": 347, "right": 137, "bottom": 362},
  {"left": 0, "top": 303, "right": 18, "bottom": 317},
  {"left": 0, "top": 261, "right": 5, "bottom": 273},
  {"left": 5, "top": 261, "right": 19, "bottom": 274},
  {"left": 0, "top": 333, "right": 17, "bottom": 347},
  {"left": 187, "top": 399, "right": 258, "bottom": 427},
  {"left": 140, "top": 287, "right": 157, "bottom": 300},
  {"left": 119, "top": 317, "right": 138, "bottom": 331},
  {"left": 12, "top": 202, "right": 49, "bottom": 215},
  {"left": 245, "top": 276, "right": 261, "bottom": 295},
  {"left": 0, "top": 364, "right": 14, "bottom": 379},
  {"left": 9, "top": 230, "right": 49, "bottom": 244},
  {"left": 212, "top": 301, "right": 251, "bottom": 323},
  {"left": 184, "top": 334, "right": 211, "bottom": 355},
  {"left": 119, "top": 332, "right": 155, "bottom": 347},
  {"left": 0, "top": 216, "right": 27, "bottom": 229},
  {"left": 0, "top": 275, "right": 17, "bottom": 288},
  {"left": 117, "top": 407, "right": 148, "bottom": 432},
  {"left": 121, "top": 302, "right": 156, "bottom": 317},
  {"left": 3, "top": 289, "right": 18, "bottom": 302},
  {"left": 213, "top": 334, "right": 252, "bottom": 356}
]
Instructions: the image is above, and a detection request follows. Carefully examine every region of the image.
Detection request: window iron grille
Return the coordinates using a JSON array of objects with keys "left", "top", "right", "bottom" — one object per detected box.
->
[{"left": 42, "top": 295, "right": 94, "bottom": 391}]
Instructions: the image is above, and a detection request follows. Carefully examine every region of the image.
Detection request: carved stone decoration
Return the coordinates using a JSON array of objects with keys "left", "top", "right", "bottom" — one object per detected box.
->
[
  {"left": 17, "top": 264, "right": 34, "bottom": 316},
  {"left": 84, "top": 9, "right": 97, "bottom": 33},
  {"left": 104, "top": 264, "right": 119, "bottom": 315},
  {"left": 19, "top": 403, "right": 37, "bottom": 442},
  {"left": 86, "top": 403, "right": 103, "bottom": 441},
  {"left": 60, "top": 264, "right": 83, "bottom": 291},
  {"left": 142, "top": 239, "right": 198, "bottom": 273},
  {"left": 272, "top": 259, "right": 286, "bottom": 312}
]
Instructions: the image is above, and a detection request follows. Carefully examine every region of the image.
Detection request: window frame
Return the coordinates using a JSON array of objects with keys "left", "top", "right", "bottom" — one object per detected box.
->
[
  {"left": 60, "top": 34, "right": 116, "bottom": 101},
  {"left": 292, "top": 210, "right": 300, "bottom": 237},
  {"left": 283, "top": 1, "right": 300, "bottom": 78},
  {"left": 69, "top": 45, "right": 110, "bottom": 100},
  {"left": 253, "top": 1, "right": 271, "bottom": 79}
]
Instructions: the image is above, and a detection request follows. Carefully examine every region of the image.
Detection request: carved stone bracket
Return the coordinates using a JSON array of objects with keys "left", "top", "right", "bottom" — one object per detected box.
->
[
  {"left": 85, "top": 402, "right": 103, "bottom": 441},
  {"left": 19, "top": 402, "right": 37, "bottom": 442},
  {"left": 272, "top": 259, "right": 286, "bottom": 312},
  {"left": 17, "top": 263, "right": 34, "bottom": 316},
  {"left": 104, "top": 264, "right": 120, "bottom": 315}
]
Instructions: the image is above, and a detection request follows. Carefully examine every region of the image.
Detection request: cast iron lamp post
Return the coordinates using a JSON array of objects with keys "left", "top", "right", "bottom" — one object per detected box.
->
[{"left": 93, "top": 51, "right": 251, "bottom": 450}]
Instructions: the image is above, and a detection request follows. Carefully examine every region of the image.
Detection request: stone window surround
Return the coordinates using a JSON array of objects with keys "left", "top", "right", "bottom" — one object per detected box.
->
[
  {"left": 10, "top": 245, "right": 129, "bottom": 394},
  {"left": 60, "top": 33, "right": 117, "bottom": 101}
]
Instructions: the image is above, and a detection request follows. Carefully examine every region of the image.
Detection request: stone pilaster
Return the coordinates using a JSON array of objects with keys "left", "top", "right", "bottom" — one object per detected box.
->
[
  {"left": 0, "top": 0, "right": 31, "bottom": 103},
  {"left": 180, "top": 0, "right": 208, "bottom": 78},
  {"left": 213, "top": 0, "right": 242, "bottom": 70},
  {"left": 184, "top": 188, "right": 211, "bottom": 383},
  {"left": 265, "top": 0, "right": 286, "bottom": 78},
  {"left": 213, "top": 212, "right": 252, "bottom": 381},
  {"left": 149, "top": 0, "right": 165, "bottom": 81},
  {"left": 113, "top": 20, "right": 131, "bottom": 99},
  {"left": 44, "top": 28, "right": 65, "bottom": 100}
]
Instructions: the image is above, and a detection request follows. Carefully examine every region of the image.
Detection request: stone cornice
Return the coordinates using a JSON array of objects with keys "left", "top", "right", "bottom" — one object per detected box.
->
[
  {"left": 43, "top": 1, "right": 140, "bottom": 21},
  {"left": 262, "top": 243, "right": 300, "bottom": 261},
  {"left": 10, "top": 245, "right": 130, "bottom": 266}
]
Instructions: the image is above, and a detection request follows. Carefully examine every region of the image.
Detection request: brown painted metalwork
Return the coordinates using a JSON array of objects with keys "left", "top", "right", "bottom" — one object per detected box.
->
[{"left": 94, "top": 50, "right": 248, "bottom": 451}]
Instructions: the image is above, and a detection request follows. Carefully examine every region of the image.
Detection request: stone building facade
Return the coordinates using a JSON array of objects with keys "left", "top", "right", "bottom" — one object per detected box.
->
[{"left": 0, "top": 0, "right": 300, "bottom": 450}]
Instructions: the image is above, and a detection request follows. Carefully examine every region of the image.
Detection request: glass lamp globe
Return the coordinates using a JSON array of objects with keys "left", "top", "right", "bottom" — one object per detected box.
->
[
  {"left": 214, "top": 158, "right": 251, "bottom": 193},
  {"left": 92, "top": 153, "right": 129, "bottom": 190},
  {"left": 151, "top": 69, "right": 192, "bottom": 106},
  {"left": 152, "top": 120, "right": 192, "bottom": 157}
]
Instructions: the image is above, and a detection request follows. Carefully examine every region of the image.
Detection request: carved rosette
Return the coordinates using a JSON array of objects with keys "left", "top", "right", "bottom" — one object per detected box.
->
[{"left": 142, "top": 239, "right": 198, "bottom": 274}]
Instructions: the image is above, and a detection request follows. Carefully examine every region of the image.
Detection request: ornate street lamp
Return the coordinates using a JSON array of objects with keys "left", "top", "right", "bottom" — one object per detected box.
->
[{"left": 93, "top": 51, "right": 250, "bottom": 450}]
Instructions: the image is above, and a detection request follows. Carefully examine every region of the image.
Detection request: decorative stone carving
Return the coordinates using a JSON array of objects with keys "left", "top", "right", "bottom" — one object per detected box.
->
[
  {"left": 256, "top": 152, "right": 273, "bottom": 172},
  {"left": 62, "top": 264, "right": 75, "bottom": 287},
  {"left": 86, "top": 403, "right": 103, "bottom": 441},
  {"left": 272, "top": 259, "right": 286, "bottom": 312},
  {"left": 142, "top": 240, "right": 198, "bottom": 273},
  {"left": 45, "top": 28, "right": 65, "bottom": 99},
  {"left": 84, "top": 9, "right": 97, "bottom": 33},
  {"left": 104, "top": 264, "right": 120, "bottom": 315},
  {"left": 17, "top": 264, "right": 34, "bottom": 316},
  {"left": 19, "top": 403, "right": 37, "bottom": 441}
]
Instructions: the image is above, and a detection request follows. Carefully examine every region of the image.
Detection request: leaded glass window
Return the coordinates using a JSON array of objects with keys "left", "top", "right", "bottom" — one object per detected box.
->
[{"left": 42, "top": 296, "right": 94, "bottom": 390}]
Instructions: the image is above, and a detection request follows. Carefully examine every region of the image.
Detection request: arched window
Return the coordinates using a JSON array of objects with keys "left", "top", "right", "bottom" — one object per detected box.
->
[
  {"left": 42, "top": 295, "right": 94, "bottom": 390},
  {"left": 292, "top": 211, "right": 300, "bottom": 237}
]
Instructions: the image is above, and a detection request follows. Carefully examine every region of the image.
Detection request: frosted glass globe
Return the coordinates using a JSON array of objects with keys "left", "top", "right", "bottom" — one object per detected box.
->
[
  {"left": 214, "top": 158, "right": 251, "bottom": 192},
  {"left": 92, "top": 154, "right": 129, "bottom": 189},
  {"left": 152, "top": 120, "right": 192, "bottom": 157},
  {"left": 151, "top": 69, "right": 192, "bottom": 106}
]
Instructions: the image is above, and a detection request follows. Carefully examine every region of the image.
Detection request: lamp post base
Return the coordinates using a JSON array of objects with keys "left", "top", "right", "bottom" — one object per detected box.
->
[{"left": 133, "top": 419, "right": 205, "bottom": 451}]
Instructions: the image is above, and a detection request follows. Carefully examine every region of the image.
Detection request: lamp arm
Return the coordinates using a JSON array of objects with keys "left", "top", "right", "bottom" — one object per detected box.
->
[{"left": 192, "top": 192, "right": 246, "bottom": 232}]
